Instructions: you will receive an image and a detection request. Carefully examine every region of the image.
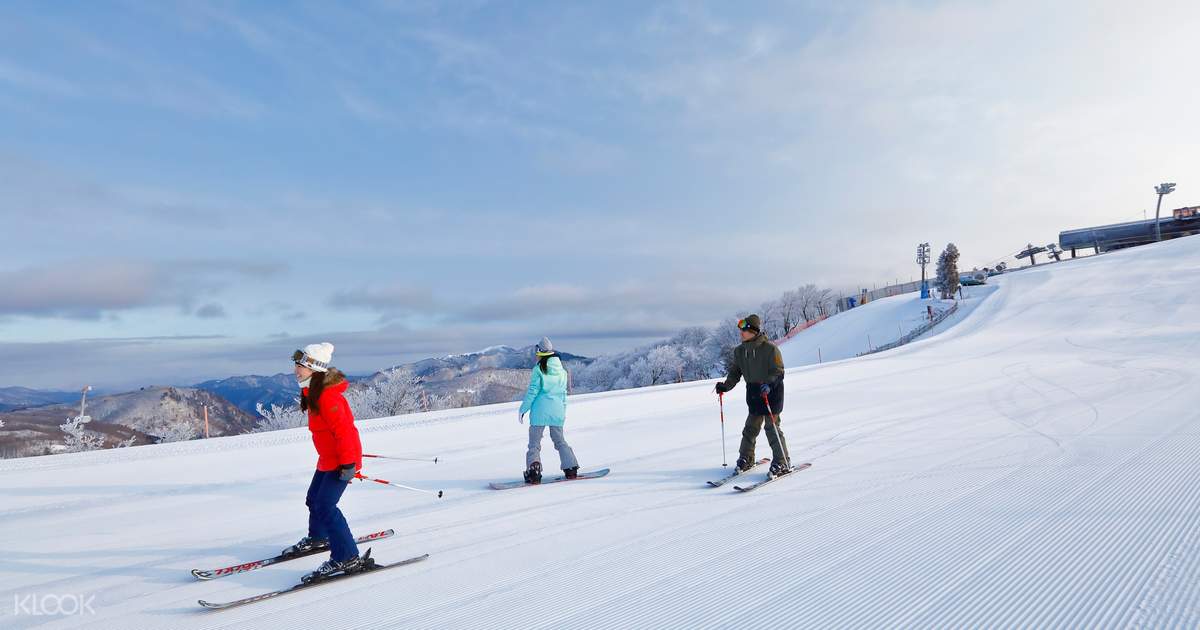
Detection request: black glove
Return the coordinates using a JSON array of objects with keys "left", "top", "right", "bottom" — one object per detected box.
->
[
  {"left": 759, "top": 383, "right": 771, "bottom": 396},
  {"left": 715, "top": 382, "right": 730, "bottom": 394},
  {"left": 338, "top": 464, "right": 357, "bottom": 482}
]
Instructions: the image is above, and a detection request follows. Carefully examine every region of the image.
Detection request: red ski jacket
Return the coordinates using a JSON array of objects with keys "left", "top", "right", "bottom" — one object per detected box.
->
[{"left": 304, "top": 377, "right": 362, "bottom": 472}]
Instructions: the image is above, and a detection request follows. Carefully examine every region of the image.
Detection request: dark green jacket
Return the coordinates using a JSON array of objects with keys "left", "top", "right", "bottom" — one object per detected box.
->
[{"left": 721, "top": 334, "right": 785, "bottom": 414}]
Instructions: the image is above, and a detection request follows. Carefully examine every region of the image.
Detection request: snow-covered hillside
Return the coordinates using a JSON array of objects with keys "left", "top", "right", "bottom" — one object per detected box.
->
[
  {"left": 778, "top": 284, "right": 997, "bottom": 368},
  {"left": 4, "top": 236, "right": 1200, "bottom": 628}
]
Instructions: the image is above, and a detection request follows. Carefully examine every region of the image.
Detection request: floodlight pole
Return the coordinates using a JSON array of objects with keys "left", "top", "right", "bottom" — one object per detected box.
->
[
  {"left": 1155, "top": 182, "right": 1176, "bottom": 242},
  {"left": 917, "top": 242, "right": 931, "bottom": 298}
]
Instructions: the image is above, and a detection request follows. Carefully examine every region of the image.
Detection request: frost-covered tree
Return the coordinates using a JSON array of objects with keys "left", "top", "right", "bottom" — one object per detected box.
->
[
  {"left": 157, "top": 421, "right": 198, "bottom": 443},
  {"left": 255, "top": 402, "right": 307, "bottom": 432},
  {"left": 710, "top": 316, "right": 745, "bottom": 370},
  {"left": 642, "top": 345, "right": 685, "bottom": 385},
  {"left": 676, "top": 345, "right": 708, "bottom": 382},
  {"left": 347, "top": 368, "right": 426, "bottom": 419},
  {"left": 798, "top": 284, "right": 838, "bottom": 320},
  {"left": 60, "top": 415, "right": 104, "bottom": 452},
  {"left": 758, "top": 298, "right": 787, "bottom": 340},
  {"left": 936, "top": 243, "right": 961, "bottom": 298},
  {"left": 776, "top": 289, "right": 805, "bottom": 333},
  {"left": 817, "top": 287, "right": 839, "bottom": 318},
  {"left": 575, "top": 356, "right": 622, "bottom": 393}
]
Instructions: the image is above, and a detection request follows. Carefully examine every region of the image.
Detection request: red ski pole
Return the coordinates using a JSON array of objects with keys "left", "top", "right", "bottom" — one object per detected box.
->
[{"left": 354, "top": 472, "right": 443, "bottom": 498}]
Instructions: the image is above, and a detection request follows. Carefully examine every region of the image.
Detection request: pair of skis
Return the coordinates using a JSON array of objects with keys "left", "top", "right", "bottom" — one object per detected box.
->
[
  {"left": 193, "top": 528, "right": 427, "bottom": 610},
  {"left": 707, "top": 458, "right": 812, "bottom": 492},
  {"left": 191, "top": 529, "right": 396, "bottom": 580},
  {"left": 196, "top": 466, "right": 616, "bottom": 609}
]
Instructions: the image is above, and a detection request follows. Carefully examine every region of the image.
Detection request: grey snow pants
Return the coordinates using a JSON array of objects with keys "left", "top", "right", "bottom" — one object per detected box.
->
[{"left": 526, "top": 425, "right": 579, "bottom": 470}]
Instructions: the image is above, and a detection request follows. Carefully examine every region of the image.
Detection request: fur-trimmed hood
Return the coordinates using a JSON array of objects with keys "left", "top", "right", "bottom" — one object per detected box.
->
[{"left": 323, "top": 367, "right": 347, "bottom": 387}]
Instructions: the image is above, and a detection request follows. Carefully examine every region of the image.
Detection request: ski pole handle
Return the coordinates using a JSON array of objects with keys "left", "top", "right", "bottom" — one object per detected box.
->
[
  {"left": 355, "top": 473, "right": 444, "bottom": 498},
  {"left": 363, "top": 454, "right": 439, "bottom": 464}
]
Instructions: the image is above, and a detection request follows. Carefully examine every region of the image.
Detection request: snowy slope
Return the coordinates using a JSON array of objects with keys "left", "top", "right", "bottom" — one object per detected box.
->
[
  {"left": 4, "top": 236, "right": 1200, "bottom": 628},
  {"left": 778, "top": 285, "right": 997, "bottom": 368}
]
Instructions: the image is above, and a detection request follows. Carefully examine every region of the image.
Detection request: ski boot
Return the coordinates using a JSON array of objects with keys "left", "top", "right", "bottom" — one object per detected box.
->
[
  {"left": 735, "top": 457, "right": 755, "bottom": 473},
  {"left": 523, "top": 461, "right": 543, "bottom": 484},
  {"left": 768, "top": 461, "right": 793, "bottom": 478},
  {"left": 301, "top": 549, "right": 374, "bottom": 584},
  {"left": 563, "top": 466, "right": 579, "bottom": 480},
  {"left": 282, "top": 535, "right": 328, "bottom": 557}
]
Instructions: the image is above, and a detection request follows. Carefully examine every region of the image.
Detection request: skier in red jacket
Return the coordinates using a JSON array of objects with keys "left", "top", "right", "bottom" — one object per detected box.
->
[{"left": 281, "top": 342, "right": 366, "bottom": 582}]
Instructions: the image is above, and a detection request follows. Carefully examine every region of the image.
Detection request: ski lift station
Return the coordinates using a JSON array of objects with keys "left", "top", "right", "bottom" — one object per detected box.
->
[{"left": 1059, "top": 206, "right": 1200, "bottom": 256}]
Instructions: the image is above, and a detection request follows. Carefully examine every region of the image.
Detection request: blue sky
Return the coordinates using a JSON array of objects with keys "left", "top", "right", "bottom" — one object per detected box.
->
[{"left": 2, "top": 0, "right": 1198, "bottom": 389}]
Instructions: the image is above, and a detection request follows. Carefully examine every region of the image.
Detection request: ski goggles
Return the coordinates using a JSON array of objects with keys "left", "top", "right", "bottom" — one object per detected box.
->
[
  {"left": 292, "top": 349, "right": 328, "bottom": 370},
  {"left": 737, "top": 318, "right": 754, "bottom": 331}
]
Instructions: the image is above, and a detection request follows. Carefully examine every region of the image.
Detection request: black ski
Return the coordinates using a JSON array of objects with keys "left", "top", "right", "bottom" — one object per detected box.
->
[
  {"left": 198, "top": 549, "right": 428, "bottom": 610},
  {"left": 733, "top": 462, "right": 812, "bottom": 492},
  {"left": 706, "top": 458, "right": 770, "bottom": 487},
  {"left": 191, "top": 529, "right": 395, "bottom": 580}
]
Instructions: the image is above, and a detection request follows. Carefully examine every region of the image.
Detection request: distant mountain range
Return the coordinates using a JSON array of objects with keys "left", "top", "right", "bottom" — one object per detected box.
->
[
  {"left": 371, "top": 344, "right": 589, "bottom": 381},
  {"left": 0, "top": 387, "right": 87, "bottom": 412},
  {"left": 363, "top": 344, "right": 591, "bottom": 405},
  {"left": 193, "top": 373, "right": 301, "bottom": 414},
  {"left": 186, "top": 345, "right": 592, "bottom": 415},
  {"left": 0, "top": 344, "right": 592, "bottom": 458}
]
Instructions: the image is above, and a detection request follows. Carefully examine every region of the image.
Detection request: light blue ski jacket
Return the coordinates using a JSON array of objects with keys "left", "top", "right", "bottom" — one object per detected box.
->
[{"left": 519, "top": 356, "right": 568, "bottom": 427}]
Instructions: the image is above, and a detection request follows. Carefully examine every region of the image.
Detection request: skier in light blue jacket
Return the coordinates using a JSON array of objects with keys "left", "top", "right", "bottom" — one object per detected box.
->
[{"left": 518, "top": 337, "right": 579, "bottom": 484}]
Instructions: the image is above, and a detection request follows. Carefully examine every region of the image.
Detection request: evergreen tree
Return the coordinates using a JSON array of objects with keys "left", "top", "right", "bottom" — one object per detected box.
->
[{"left": 936, "top": 243, "right": 961, "bottom": 298}]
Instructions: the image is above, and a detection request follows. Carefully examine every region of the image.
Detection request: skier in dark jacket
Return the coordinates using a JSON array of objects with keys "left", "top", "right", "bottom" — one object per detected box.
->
[{"left": 714, "top": 314, "right": 793, "bottom": 476}]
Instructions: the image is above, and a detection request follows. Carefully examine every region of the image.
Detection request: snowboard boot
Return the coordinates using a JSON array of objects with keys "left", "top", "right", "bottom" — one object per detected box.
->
[
  {"left": 768, "top": 461, "right": 793, "bottom": 478},
  {"left": 282, "top": 535, "right": 328, "bottom": 557},
  {"left": 523, "top": 461, "right": 543, "bottom": 484},
  {"left": 736, "top": 457, "right": 755, "bottom": 473},
  {"left": 563, "top": 466, "right": 579, "bottom": 480},
  {"left": 301, "top": 549, "right": 374, "bottom": 584}
]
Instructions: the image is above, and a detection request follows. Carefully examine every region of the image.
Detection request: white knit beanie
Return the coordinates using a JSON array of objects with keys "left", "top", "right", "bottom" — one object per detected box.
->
[{"left": 295, "top": 342, "right": 334, "bottom": 373}]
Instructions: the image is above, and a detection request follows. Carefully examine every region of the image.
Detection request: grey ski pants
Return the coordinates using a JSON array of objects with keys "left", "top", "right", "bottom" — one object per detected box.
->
[{"left": 526, "top": 425, "right": 579, "bottom": 470}]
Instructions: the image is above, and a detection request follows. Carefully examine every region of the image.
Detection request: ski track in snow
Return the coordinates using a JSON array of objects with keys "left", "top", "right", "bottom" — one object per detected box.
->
[{"left": 5, "top": 237, "right": 1200, "bottom": 628}]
